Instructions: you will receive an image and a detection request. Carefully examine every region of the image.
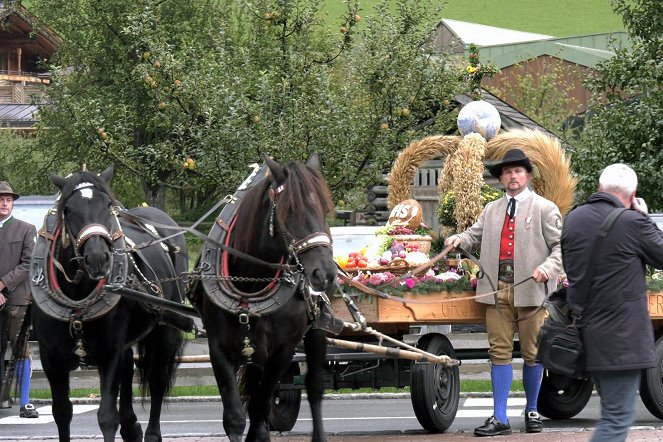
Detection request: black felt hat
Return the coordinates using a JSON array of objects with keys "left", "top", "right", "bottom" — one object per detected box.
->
[{"left": 488, "top": 149, "right": 533, "bottom": 178}]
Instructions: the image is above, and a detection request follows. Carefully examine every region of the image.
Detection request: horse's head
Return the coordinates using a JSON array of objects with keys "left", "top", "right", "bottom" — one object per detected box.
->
[
  {"left": 233, "top": 154, "right": 337, "bottom": 293},
  {"left": 49, "top": 165, "right": 120, "bottom": 281},
  {"left": 266, "top": 154, "right": 337, "bottom": 293}
]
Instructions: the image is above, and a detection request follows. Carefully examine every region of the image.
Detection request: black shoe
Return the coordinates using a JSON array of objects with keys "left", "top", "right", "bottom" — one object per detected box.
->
[
  {"left": 525, "top": 410, "right": 543, "bottom": 433},
  {"left": 474, "top": 416, "right": 512, "bottom": 437},
  {"left": 19, "top": 404, "right": 39, "bottom": 418}
]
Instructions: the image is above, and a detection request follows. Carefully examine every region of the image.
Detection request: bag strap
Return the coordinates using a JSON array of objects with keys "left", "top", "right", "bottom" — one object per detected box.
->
[{"left": 569, "top": 207, "right": 627, "bottom": 317}]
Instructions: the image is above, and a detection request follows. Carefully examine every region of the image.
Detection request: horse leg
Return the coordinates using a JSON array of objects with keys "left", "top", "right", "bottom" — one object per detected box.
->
[
  {"left": 244, "top": 362, "right": 271, "bottom": 442},
  {"left": 304, "top": 328, "right": 328, "bottom": 442},
  {"left": 245, "top": 351, "right": 298, "bottom": 442},
  {"left": 43, "top": 364, "right": 73, "bottom": 441},
  {"left": 208, "top": 340, "right": 246, "bottom": 442},
  {"left": 140, "top": 327, "right": 182, "bottom": 442},
  {"left": 96, "top": 352, "right": 124, "bottom": 442},
  {"left": 118, "top": 348, "right": 143, "bottom": 442}
]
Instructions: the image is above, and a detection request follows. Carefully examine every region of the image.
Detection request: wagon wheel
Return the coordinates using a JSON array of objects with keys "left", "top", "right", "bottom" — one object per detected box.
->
[
  {"left": 410, "top": 334, "right": 460, "bottom": 433},
  {"left": 639, "top": 334, "right": 663, "bottom": 420},
  {"left": 537, "top": 371, "right": 593, "bottom": 419},
  {"left": 269, "top": 362, "right": 302, "bottom": 432}
]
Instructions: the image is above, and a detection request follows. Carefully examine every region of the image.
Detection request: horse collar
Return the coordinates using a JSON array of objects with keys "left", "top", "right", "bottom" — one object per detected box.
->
[{"left": 31, "top": 210, "right": 127, "bottom": 321}]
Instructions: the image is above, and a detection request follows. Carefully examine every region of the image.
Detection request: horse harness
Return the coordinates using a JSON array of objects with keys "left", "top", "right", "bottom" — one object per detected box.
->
[
  {"left": 31, "top": 187, "right": 183, "bottom": 345},
  {"left": 197, "top": 163, "right": 333, "bottom": 325}
]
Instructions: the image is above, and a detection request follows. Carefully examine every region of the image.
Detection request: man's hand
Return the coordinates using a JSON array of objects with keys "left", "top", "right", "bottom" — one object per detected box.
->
[
  {"left": 0, "top": 293, "right": 6, "bottom": 306},
  {"left": 632, "top": 196, "right": 648, "bottom": 214},
  {"left": 532, "top": 268, "right": 549, "bottom": 283},
  {"left": 444, "top": 235, "right": 461, "bottom": 248}
]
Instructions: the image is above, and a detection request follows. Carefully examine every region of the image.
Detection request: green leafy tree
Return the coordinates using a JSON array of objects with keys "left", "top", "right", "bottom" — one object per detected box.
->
[
  {"left": 27, "top": 0, "right": 463, "bottom": 215},
  {"left": 487, "top": 59, "right": 581, "bottom": 137},
  {"left": 571, "top": 0, "right": 663, "bottom": 207}
]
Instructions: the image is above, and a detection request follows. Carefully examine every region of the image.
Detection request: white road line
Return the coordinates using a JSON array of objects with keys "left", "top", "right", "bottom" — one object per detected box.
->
[
  {"left": 458, "top": 397, "right": 529, "bottom": 418},
  {"left": 463, "top": 397, "right": 527, "bottom": 407},
  {"left": 0, "top": 404, "right": 98, "bottom": 425},
  {"left": 456, "top": 409, "right": 525, "bottom": 418}
]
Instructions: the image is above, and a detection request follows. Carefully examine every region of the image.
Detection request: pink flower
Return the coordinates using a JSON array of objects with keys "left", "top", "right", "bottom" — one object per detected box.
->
[{"left": 404, "top": 278, "right": 416, "bottom": 289}]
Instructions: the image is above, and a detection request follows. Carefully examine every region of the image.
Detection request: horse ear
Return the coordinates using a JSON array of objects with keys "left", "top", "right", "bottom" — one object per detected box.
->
[
  {"left": 49, "top": 172, "right": 67, "bottom": 190},
  {"left": 306, "top": 153, "right": 321, "bottom": 170},
  {"left": 99, "top": 165, "right": 115, "bottom": 184},
  {"left": 265, "top": 156, "right": 286, "bottom": 184}
]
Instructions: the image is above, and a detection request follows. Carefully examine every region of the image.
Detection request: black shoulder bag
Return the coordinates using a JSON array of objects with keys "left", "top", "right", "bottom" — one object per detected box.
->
[{"left": 536, "top": 208, "right": 626, "bottom": 378}]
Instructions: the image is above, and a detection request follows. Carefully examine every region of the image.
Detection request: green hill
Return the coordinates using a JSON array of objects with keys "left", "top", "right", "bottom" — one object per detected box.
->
[{"left": 322, "top": 0, "right": 624, "bottom": 37}]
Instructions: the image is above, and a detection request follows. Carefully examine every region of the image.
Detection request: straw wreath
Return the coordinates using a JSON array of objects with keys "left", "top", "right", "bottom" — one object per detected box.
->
[{"left": 387, "top": 128, "right": 577, "bottom": 231}]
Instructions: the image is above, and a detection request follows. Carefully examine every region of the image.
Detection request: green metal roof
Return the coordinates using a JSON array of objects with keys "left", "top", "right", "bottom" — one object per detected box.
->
[{"left": 476, "top": 32, "right": 631, "bottom": 69}]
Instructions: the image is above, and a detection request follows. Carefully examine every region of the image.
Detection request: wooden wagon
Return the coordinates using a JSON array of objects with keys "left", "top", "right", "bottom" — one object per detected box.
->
[
  {"left": 300, "top": 128, "right": 663, "bottom": 433},
  {"left": 271, "top": 128, "right": 663, "bottom": 433}
]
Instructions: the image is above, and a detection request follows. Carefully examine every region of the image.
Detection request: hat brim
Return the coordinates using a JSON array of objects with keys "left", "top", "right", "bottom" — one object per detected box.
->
[
  {"left": 488, "top": 160, "right": 533, "bottom": 178},
  {"left": 0, "top": 192, "right": 20, "bottom": 200}
]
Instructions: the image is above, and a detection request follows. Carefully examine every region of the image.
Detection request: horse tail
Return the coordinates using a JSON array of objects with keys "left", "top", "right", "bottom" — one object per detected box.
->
[{"left": 135, "top": 324, "right": 185, "bottom": 398}]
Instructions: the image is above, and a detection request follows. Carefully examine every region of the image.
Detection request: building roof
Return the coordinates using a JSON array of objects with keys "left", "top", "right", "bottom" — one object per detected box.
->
[
  {"left": 438, "top": 19, "right": 630, "bottom": 69},
  {"left": 440, "top": 19, "right": 553, "bottom": 47},
  {"left": 0, "top": 104, "right": 39, "bottom": 127},
  {"left": 0, "top": 3, "right": 63, "bottom": 56}
]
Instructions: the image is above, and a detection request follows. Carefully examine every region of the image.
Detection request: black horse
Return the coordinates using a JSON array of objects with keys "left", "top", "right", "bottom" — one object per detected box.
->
[
  {"left": 190, "top": 155, "right": 338, "bottom": 442},
  {"left": 31, "top": 166, "right": 190, "bottom": 442}
]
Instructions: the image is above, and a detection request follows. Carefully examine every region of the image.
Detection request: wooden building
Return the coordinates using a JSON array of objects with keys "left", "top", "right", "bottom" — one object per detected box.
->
[
  {"left": 434, "top": 19, "right": 629, "bottom": 115},
  {"left": 0, "top": 2, "right": 61, "bottom": 132}
]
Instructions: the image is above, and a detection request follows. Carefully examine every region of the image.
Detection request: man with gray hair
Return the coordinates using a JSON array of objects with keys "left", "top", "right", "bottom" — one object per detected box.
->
[{"left": 561, "top": 163, "right": 663, "bottom": 441}]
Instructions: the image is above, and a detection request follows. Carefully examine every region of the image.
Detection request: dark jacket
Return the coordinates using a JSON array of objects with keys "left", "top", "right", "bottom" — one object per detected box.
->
[
  {"left": 561, "top": 192, "right": 663, "bottom": 372},
  {"left": 0, "top": 216, "right": 36, "bottom": 306}
]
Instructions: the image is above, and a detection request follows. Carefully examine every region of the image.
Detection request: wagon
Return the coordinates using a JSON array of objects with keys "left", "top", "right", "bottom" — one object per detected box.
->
[{"left": 268, "top": 128, "right": 663, "bottom": 434}]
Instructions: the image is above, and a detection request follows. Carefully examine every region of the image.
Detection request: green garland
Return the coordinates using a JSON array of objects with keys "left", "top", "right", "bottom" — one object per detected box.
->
[
  {"left": 437, "top": 185, "right": 503, "bottom": 231},
  {"left": 342, "top": 277, "right": 473, "bottom": 296}
]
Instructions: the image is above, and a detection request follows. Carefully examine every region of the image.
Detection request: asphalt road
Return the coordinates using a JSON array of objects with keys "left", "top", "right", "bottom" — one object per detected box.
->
[{"left": 1, "top": 394, "right": 663, "bottom": 441}]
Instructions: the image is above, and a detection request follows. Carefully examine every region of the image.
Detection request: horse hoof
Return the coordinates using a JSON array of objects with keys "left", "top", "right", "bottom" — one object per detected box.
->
[{"left": 119, "top": 423, "right": 143, "bottom": 442}]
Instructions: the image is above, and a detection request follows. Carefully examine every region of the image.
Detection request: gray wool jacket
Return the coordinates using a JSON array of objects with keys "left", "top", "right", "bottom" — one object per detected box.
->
[
  {"left": 0, "top": 216, "right": 37, "bottom": 306},
  {"left": 456, "top": 191, "right": 563, "bottom": 306}
]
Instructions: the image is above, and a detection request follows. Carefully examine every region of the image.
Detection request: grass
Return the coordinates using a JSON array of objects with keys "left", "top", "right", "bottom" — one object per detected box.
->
[
  {"left": 321, "top": 0, "right": 624, "bottom": 37},
  {"left": 30, "top": 380, "right": 522, "bottom": 400}
]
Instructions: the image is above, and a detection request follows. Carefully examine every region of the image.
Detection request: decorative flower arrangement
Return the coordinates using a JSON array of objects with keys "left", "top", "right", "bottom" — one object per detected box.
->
[
  {"left": 341, "top": 258, "right": 480, "bottom": 295},
  {"left": 437, "top": 184, "right": 503, "bottom": 231}
]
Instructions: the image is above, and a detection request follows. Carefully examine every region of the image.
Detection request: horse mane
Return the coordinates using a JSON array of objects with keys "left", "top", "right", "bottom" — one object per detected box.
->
[
  {"left": 232, "top": 161, "right": 334, "bottom": 254},
  {"left": 55, "top": 171, "right": 120, "bottom": 212}
]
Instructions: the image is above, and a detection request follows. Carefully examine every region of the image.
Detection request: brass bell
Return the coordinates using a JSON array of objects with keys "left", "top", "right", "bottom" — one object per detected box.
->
[
  {"left": 241, "top": 337, "right": 254, "bottom": 357},
  {"left": 74, "top": 340, "right": 87, "bottom": 358}
]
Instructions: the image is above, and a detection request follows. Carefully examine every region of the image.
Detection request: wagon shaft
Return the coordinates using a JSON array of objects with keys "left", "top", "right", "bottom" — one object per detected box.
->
[{"left": 327, "top": 337, "right": 460, "bottom": 366}]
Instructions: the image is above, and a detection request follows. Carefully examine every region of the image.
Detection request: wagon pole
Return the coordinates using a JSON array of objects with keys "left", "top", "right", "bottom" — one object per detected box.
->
[
  {"left": 337, "top": 321, "right": 460, "bottom": 366},
  {"left": 327, "top": 337, "right": 459, "bottom": 366}
]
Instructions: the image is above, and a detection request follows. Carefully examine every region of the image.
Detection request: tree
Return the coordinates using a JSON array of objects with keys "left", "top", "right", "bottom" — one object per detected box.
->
[
  {"left": 27, "top": 0, "right": 464, "bottom": 215},
  {"left": 487, "top": 58, "right": 581, "bottom": 138},
  {"left": 571, "top": 0, "right": 663, "bottom": 207}
]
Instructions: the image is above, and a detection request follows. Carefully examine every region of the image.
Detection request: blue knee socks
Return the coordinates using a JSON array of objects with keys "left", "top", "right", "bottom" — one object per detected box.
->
[
  {"left": 17, "top": 359, "right": 31, "bottom": 408},
  {"left": 491, "top": 363, "right": 513, "bottom": 424},
  {"left": 523, "top": 362, "right": 543, "bottom": 412}
]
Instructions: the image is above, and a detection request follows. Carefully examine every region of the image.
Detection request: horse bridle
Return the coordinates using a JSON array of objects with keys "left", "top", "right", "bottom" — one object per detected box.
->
[
  {"left": 267, "top": 182, "right": 333, "bottom": 267},
  {"left": 57, "top": 183, "right": 125, "bottom": 282}
]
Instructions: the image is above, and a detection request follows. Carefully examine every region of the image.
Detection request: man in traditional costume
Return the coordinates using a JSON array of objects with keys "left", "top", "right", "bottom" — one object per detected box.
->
[{"left": 446, "top": 149, "right": 562, "bottom": 436}]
